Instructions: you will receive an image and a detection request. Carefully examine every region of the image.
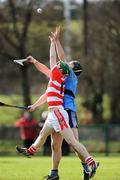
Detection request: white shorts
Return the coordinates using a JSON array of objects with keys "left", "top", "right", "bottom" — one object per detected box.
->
[{"left": 45, "top": 109, "right": 70, "bottom": 132}]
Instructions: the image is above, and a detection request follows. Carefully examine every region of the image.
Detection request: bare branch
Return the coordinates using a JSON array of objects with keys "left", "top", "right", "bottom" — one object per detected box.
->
[
  {"left": 20, "top": 0, "right": 34, "bottom": 45},
  {"left": 0, "top": 30, "right": 18, "bottom": 50},
  {"left": 8, "top": 0, "right": 20, "bottom": 39}
]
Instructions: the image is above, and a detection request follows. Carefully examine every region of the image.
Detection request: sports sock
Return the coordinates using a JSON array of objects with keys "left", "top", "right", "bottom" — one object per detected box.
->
[
  {"left": 27, "top": 145, "right": 37, "bottom": 155},
  {"left": 85, "top": 156, "right": 95, "bottom": 167},
  {"left": 49, "top": 169, "right": 58, "bottom": 177}
]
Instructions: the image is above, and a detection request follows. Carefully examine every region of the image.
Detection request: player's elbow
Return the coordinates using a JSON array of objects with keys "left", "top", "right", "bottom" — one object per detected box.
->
[{"left": 46, "top": 71, "right": 51, "bottom": 78}]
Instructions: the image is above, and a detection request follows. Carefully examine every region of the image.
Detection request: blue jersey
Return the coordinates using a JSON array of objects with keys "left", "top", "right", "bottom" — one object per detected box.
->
[{"left": 63, "top": 68, "right": 78, "bottom": 112}]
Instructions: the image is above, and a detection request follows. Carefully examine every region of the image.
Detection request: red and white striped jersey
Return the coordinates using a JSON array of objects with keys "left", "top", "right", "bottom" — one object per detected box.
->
[{"left": 46, "top": 65, "right": 65, "bottom": 109}]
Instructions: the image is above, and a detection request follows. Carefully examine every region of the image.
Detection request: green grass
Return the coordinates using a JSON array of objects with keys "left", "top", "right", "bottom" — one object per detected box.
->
[{"left": 0, "top": 156, "right": 120, "bottom": 180}]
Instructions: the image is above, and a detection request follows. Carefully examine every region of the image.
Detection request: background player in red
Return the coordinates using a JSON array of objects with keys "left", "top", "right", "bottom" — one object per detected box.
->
[{"left": 15, "top": 111, "right": 39, "bottom": 148}]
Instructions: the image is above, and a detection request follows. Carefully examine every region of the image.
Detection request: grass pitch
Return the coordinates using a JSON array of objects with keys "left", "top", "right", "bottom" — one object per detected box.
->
[{"left": 0, "top": 156, "right": 120, "bottom": 180}]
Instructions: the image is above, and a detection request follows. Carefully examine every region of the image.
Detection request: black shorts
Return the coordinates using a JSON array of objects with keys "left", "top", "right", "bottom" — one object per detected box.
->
[{"left": 66, "top": 109, "right": 78, "bottom": 128}]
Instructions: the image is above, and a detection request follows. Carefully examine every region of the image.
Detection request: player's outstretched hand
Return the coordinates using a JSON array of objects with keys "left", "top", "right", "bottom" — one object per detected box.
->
[
  {"left": 27, "top": 105, "right": 36, "bottom": 112},
  {"left": 55, "top": 26, "right": 61, "bottom": 41},
  {"left": 26, "top": 56, "right": 37, "bottom": 64}
]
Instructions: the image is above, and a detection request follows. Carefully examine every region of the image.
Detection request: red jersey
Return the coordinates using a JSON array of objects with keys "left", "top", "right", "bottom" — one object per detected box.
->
[{"left": 46, "top": 65, "right": 65, "bottom": 109}]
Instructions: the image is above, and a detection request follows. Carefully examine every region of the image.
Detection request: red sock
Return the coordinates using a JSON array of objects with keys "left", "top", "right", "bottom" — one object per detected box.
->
[
  {"left": 27, "top": 145, "right": 37, "bottom": 155},
  {"left": 85, "top": 156, "right": 95, "bottom": 167}
]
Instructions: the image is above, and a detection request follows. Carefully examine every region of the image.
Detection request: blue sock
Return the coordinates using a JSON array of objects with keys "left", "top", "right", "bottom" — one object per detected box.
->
[{"left": 49, "top": 169, "right": 58, "bottom": 177}]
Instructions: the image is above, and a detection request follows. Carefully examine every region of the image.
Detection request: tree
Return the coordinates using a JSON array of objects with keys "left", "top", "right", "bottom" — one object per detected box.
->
[
  {"left": 0, "top": 0, "right": 35, "bottom": 105},
  {"left": 0, "top": 0, "right": 67, "bottom": 103},
  {"left": 82, "top": 0, "right": 120, "bottom": 123}
]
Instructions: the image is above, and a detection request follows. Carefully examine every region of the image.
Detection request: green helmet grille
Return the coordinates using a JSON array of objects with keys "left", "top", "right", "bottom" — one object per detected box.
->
[{"left": 59, "top": 61, "right": 70, "bottom": 75}]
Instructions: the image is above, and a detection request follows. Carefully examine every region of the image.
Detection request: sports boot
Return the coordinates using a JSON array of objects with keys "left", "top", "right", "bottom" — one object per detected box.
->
[
  {"left": 89, "top": 162, "right": 99, "bottom": 178},
  {"left": 44, "top": 175, "right": 59, "bottom": 180},
  {"left": 16, "top": 146, "right": 31, "bottom": 157}
]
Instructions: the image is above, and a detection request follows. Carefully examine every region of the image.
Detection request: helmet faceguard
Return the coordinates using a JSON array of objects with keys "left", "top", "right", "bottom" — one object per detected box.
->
[
  {"left": 58, "top": 61, "right": 70, "bottom": 75},
  {"left": 72, "top": 60, "right": 82, "bottom": 76}
]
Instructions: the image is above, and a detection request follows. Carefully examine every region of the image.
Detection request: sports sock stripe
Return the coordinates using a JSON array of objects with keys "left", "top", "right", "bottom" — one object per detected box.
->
[
  {"left": 27, "top": 145, "right": 37, "bottom": 155},
  {"left": 85, "top": 156, "right": 95, "bottom": 166}
]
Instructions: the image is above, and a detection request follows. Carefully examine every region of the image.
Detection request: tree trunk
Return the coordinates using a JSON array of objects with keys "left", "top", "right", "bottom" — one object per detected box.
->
[
  {"left": 20, "top": 65, "right": 31, "bottom": 106},
  {"left": 92, "top": 90, "right": 103, "bottom": 124},
  {"left": 110, "top": 98, "right": 119, "bottom": 124},
  {"left": 83, "top": 0, "right": 88, "bottom": 56}
]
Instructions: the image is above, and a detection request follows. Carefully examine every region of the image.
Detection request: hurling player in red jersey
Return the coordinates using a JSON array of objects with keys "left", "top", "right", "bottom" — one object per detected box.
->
[{"left": 16, "top": 33, "right": 99, "bottom": 179}]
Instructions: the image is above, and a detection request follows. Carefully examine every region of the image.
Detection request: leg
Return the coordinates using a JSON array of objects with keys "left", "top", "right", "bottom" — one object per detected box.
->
[
  {"left": 68, "top": 110, "right": 89, "bottom": 179},
  {"left": 33, "top": 122, "right": 54, "bottom": 149},
  {"left": 61, "top": 127, "right": 90, "bottom": 162},
  {"left": 51, "top": 132, "right": 63, "bottom": 170},
  {"left": 72, "top": 127, "right": 79, "bottom": 140},
  {"left": 16, "top": 122, "right": 54, "bottom": 156},
  {"left": 72, "top": 128, "right": 90, "bottom": 180},
  {"left": 67, "top": 110, "right": 87, "bottom": 161},
  {"left": 46, "top": 133, "right": 63, "bottom": 180},
  {"left": 46, "top": 128, "right": 78, "bottom": 180},
  {"left": 60, "top": 127, "right": 99, "bottom": 178}
]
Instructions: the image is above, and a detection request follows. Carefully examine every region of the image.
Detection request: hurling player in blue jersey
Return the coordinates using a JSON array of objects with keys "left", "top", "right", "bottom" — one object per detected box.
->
[{"left": 46, "top": 27, "right": 99, "bottom": 180}]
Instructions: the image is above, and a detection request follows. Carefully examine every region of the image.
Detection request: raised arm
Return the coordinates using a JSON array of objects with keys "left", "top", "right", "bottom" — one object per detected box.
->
[
  {"left": 54, "top": 26, "right": 66, "bottom": 61},
  {"left": 49, "top": 34, "right": 57, "bottom": 69},
  {"left": 28, "top": 93, "right": 47, "bottom": 112},
  {"left": 26, "top": 56, "right": 51, "bottom": 78}
]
